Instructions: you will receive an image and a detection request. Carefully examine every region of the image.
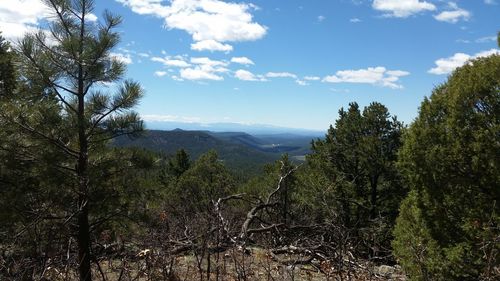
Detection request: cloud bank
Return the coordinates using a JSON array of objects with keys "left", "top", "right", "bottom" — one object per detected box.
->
[{"left": 116, "top": 0, "right": 267, "bottom": 52}]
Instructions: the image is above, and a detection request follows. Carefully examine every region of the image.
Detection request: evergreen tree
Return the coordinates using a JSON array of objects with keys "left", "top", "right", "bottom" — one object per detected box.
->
[
  {"left": 310, "top": 102, "right": 404, "bottom": 224},
  {"left": 168, "top": 149, "right": 191, "bottom": 178},
  {"left": 309, "top": 102, "right": 404, "bottom": 258},
  {"left": 0, "top": 34, "right": 15, "bottom": 98},
  {"left": 361, "top": 102, "right": 404, "bottom": 221},
  {"left": 393, "top": 50, "right": 500, "bottom": 280},
  {"left": 0, "top": 1, "right": 143, "bottom": 280},
  {"left": 172, "top": 150, "right": 234, "bottom": 213},
  {"left": 0, "top": 33, "right": 20, "bottom": 236},
  {"left": 310, "top": 103, "right": 364, "bottom": 226}
]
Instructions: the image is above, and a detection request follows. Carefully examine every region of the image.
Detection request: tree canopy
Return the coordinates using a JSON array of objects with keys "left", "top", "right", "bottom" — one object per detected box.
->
[{"left": 393, "top": 50, "right": 500, "bottom": 280}]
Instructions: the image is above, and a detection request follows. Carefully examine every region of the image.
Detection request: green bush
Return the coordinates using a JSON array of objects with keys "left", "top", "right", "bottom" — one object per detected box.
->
[{"left": 393, "top": 53, "right": 500, "bottom": 280}]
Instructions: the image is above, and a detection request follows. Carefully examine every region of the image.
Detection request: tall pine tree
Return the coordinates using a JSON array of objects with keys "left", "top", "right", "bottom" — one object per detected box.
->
[
  {"left": 1, "top": 1, "right": 143, "bottom": 280},
  {"left": 309, "top": 102, "right": 405, "bottom": 258}
]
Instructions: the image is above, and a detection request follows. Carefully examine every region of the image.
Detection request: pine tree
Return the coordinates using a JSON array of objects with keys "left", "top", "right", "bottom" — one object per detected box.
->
[
  {"left": 172, "top": 150, "right": 235, "bottom": 213},
  {"left": 309, "top": 102, "right": 404, "bottom": 258},
  {"left": 0, "top": 33, "right": 18, "bottom": 234},
  {"left": 310, "top": 102, "right": 404, "bottom": 224},
  {"left": 168, "top": 149, "right": 191, "bottom": 178},
  {"left": 0, "top": 34, "right": 15, "bottom": 98},
  {"left": 2, "top": 1, "right": 144, "bottom": 280}
]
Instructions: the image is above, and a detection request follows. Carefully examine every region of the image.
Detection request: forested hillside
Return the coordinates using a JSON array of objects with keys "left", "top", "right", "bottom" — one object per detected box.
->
[
  {"left": 0, "top": 1, "right": 498, "bottom": 281},
  {"left": 113, "top": 129, "right": 278, "bottom": 177},
  {"left": 113, "top": 129, "right": 315, "bottom": 177}
]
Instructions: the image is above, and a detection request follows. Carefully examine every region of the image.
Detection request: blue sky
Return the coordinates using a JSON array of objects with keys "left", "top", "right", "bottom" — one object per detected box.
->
[{"left": 1, "top": 0, "right": 499, "bottom": 130}]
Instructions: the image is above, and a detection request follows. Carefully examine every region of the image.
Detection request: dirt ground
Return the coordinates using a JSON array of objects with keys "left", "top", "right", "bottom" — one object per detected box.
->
[{"left": 40, "top": 247, "right": 406, "bottom": 281}]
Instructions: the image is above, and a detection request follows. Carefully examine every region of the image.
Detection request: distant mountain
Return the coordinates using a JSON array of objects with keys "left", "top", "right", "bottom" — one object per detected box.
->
[
  {"left": 210, "top": 132, "right": 316, "bottom": 156},
  {"left": 145, "top": 121, "right": 325, "bottom": 137},
  {"left": 209, "top": 132, "right": 265, "bottom": 149},
  {"left": 114, "top": 129, "right": 323, "bottom": 176},
  {"left": 113, "top": 130, "right": 279, "bottom": 176}
]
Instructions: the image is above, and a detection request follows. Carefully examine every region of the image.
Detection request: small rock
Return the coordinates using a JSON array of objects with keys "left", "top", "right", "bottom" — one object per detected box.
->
[{"left": 375, "top": 265, "right": 395, "bottom": 277}]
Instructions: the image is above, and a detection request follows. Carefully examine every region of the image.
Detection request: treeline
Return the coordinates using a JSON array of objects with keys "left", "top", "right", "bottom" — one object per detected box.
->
[{"left": 0, "top": 1, "right": 499, "bottom": 280}]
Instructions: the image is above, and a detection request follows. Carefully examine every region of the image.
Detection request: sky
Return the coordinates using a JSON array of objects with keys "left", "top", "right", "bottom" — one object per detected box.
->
[{"left": 1, "top": 0, "right": 499, "bottom": 131}]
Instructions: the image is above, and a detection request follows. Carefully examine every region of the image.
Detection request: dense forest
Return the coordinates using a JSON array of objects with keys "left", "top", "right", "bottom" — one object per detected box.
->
[{"left": 0, "top": 1, "right": 498, "bottom": 280}]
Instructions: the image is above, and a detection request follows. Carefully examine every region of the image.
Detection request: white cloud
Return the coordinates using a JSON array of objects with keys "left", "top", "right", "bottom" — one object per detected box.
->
[
  {"left": 428, "top": 49, "right": 500, "bottom": 75},
  {"left": 190, "top": 57, "right": 228, "bottom": 67},
  {"left": 317, "top": 15, "right": 326, "bottom": 22},
  {"left": 174, "top": 57, "right": 229, "bottom": 81},
  {"left": 231, "top": 57, "right": 254, "bottom": 65},
  {"left": 154, "top": 71, "right": 168, "bottom": 77},
  {"left": 350, "top": 18, "right": 362, "bottom": 23},
  {"left": 180, "top": 67, "right": 224, "bottom": 81},
  {"left": 110, "top": 52, "right": 133, "bottom": 64},
  {"left": 191, "top": 39, "right": 233, "bottom": 52},
  {"left": 428, "top": 52, "right": 469, "bottom": 75},
  {"left": 118, "top": 47, "right": 136, "bottom": 54},
  {"left": 116, "top": 0, "right": 267, "bottom": 52},
  {"left": 469, "top": 49, "right": 497, "bottom": 58},
  {"left": 235, "top": 69, "right": 257, "bottom": 81},
  {"left": 372, "top": 0, "right": 436, "bottom": 18},
  {"left": 234, "top": 69, "right": 266, "bottom": 81},
  {"left": 87, "top": 13, "right": 98, "bottom": 22},
  {"left": 386, "top": 70, "right": 410, "bottom": 76},
  {"left": 323, "top": 66, "right": 409, "bottom": 89},
  {"left": 304, "top": 76, "right": 321, "bottom": 81},
  {"left": 330, "top": 88, "right": 351, "bottom": 93},
  {"left": 484, "top": 0, "right": 497, "bottom": 5},
  {"left": 0, "top": 22, "right": 39, "bottom": 41},
  {"left": 236, "top": 71, "right": 307, "bottom": 84},
  {"left": 475, "top": 36, "right": 496, "bottom": 43},
  {"left": 0, "top": 0, "right": 51, "bottom": 40},
  {"left": 0, "top": 1, "right": 100, "bottom": 41},
  {"left": 295, "top": 80, "right": 308, "bottom": 86},
  {"left": 151, "top": 56, "right": 191, "bottom": 68},
  {"left": 138, "top": 52, "right": 150, "bottom": 57},
  {"left": 266, "top": 72, "right": 297, "bottom": 79},
  {"left": 434, "top": 3, "right": 470, "bottom": 23},
  {"left": 171, "top": 75, "right": 184, "bottom": 81}
]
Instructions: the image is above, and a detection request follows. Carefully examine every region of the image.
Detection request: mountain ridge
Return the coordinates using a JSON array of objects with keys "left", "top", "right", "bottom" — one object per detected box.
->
[
  {"left": 145, "top": 121, "right": 325, "bottom": 136},
  {"left": 113, "top": 129, "right": 321, "bottom": 176}
]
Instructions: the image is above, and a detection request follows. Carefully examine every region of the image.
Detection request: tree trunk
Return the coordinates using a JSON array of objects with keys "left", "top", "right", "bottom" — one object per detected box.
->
[
  {"left": 370, "top": 175, "right": 379, "bottom": 220},
  {"left": 340, "top": 188, "right": 351, "bottom": 227},
  {"left": 282, "top": 181, "right": 288, "bottom": 224},
  {"left": 76, "top": 99, "right": 92, "bottom": 280},
  {"left": 76, "top": 87, "right": 92, "bottom": 281},
  {"left": 77, "top": 7, "right": 92, "bottom": 280},
  {"left": 77, "top": 191, "right": 92, "bottom": 281}
]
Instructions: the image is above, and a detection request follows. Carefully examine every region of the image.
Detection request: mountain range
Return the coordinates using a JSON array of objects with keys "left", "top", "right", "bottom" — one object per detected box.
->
[
  {"left": 114, "top": 128, "right": 323, "bottom": 176},
  {"left": 145, "top": 121, "right": 325, "bottom": 136}
]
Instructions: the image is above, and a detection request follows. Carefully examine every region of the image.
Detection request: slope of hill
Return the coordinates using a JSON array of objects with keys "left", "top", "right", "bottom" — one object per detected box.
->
[
  {"left": 114, "top": 129, "right": 324, "bottom": 178},
  {"left": 113, "top": 130, "right": 279, "bottom": 176},
  {"left": 210, "top": 132, "right": 318, "bottom": 156}
]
